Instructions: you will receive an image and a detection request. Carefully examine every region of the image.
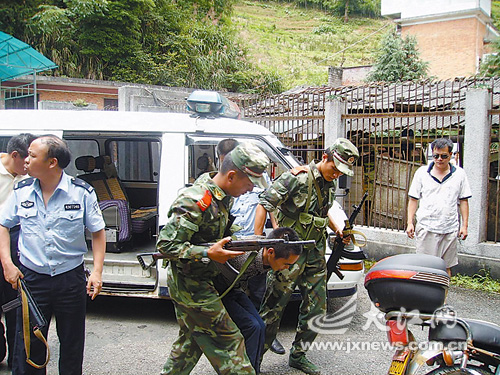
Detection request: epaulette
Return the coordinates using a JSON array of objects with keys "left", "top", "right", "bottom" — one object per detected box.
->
[
  {"left": 196, "top": 190, "right": 212, "bottom": 212},
  {"left": 290, "top": 166, "right": 309, "bottom": 176},
  {"left": 71, "top": 177, "right": 94, "bottom": 193},
  {"left": 14, "top": 177, "right": 35, "bottom": 190}
]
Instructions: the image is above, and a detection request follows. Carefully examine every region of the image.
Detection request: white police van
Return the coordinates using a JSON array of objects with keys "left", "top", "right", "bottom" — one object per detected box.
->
[{"left": 0, "top": 96, "right": 363, "bottom": 300}]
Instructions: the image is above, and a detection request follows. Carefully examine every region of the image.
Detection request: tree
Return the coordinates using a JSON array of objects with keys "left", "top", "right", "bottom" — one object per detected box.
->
[
  {"left": 329, "top": 0, "right": 381, "bottom": 22},
  {"left": 367, "top": 31, "right": 429, "bottom": 82},
  {"left": 8, "top": 0, "right": 282, "bottom": 93},
  {"left": 480, "top": 38, "right": 500, "bottom": 76},
  {"left": 0, "top": 0, "right": 47, "bottom": 39},
  {"left": 255, "top": 0, "right": 381, "bottom": 21}
]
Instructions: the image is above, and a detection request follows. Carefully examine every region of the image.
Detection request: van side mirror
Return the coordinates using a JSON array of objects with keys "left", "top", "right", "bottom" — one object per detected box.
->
[{"left": 338, "top": 174, "right": 351, "bottom": 190}]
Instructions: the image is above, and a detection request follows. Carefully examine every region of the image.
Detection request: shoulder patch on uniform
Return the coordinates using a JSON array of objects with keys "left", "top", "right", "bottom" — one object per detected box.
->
[
  {"left": 71, "top": 177, "right": 94, "bottom": 193},
  {"left": 14, "top": 177, "right": 35, "bottom": 190},
  {"left": 290, "top": 166, "right": 309, "bottom": 176},
  {"left": 21, "top": 200, "right": 34, "bottom": 208},
  {"left": 196, "top": 190, "right": 212, "bottom": 211}
]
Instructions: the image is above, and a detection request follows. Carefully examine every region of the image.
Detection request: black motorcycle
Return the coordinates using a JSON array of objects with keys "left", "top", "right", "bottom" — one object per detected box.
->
[{"left": 365, "top": 254, "right": 500, "bottom": 375}]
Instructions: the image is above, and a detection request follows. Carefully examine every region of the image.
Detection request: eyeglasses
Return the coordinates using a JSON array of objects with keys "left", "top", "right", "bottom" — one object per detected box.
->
[{"left": 432, "top": 154, "right": 450, "bottom": 160}]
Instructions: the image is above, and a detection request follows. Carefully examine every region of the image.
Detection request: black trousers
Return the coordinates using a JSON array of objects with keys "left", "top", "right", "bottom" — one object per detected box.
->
[
  {"left": 12, "top": 263, "right": 87, "bottom": 375},
  {"left": 222, "top": 289, "right": 265, "bottom": 374},
  {"left": 0, "top": 226, "right": 21, "bottom": 366},
  {"left": 247, "top": 272, "right": 267, "bottom": 310}
]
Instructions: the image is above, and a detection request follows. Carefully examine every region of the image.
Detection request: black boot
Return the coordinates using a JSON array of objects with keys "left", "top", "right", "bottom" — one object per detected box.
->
[{"left": 270, "top": 338, "right": 285, "bottom": 355}]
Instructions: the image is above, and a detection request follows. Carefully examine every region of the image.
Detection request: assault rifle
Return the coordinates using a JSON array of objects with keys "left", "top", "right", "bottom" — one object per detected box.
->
[
  {"left": 326, "top": 192, "right": 368, "bottom": 281},
  {"left": 2, "top": 278, "right": 47, "bottom": 330},
  {"left": 2, "top": 278, "right": 50, "bottom": 369},
  {"left": 137, "top": 236, "right": 315, "bottom": 270}
]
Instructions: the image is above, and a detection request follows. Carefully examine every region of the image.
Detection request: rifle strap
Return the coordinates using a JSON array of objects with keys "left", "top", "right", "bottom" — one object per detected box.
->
[
  {"left": 309, "top": 168, "right": 323, "bottom": 210},
  {"left": 342, "top": 229, "right": 367, "bottom": 248},
  {"left": 305, "top": 168, "right": 325, "bottom": 214},
  {"left": 191, "top": 251, "right": 258, "bottom": 307},
  {"left": 304, "top": 168, "right": 313, "bottom": 213},
  {"left": 217, "top": 200, "right": 229, "bottom": 239},
  {"left": 341, "top": 220, "right": 367, "bottom": 248},
  {"left": 20, "top": 280, "right": 50, "bottom": 369}
]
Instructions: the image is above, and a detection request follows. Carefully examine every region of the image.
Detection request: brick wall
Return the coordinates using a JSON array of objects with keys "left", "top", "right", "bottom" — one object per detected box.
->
[
  {"left": 38, "top": 90, "right": 118, "bottom": 110},
  {"left": 402, "top": 17, "right": 486, "bottom": 79}
]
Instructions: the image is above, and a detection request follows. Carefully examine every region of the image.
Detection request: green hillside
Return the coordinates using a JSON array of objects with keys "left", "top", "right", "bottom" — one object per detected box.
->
[
  {"left": 492, "top": 0, "right": 500, "bottom": 29},
  {"left": 232, "top": 1, "right": 391, "bottom": 89}
]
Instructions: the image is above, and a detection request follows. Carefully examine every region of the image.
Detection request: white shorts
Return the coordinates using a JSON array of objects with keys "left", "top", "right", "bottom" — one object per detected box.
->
[{"left": 415, "top": 223, "right": 458, "bottom": 268}]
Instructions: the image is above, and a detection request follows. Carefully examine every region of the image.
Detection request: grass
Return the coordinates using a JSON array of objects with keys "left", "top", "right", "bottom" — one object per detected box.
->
[
  {"left": 364, "top": 260, "right": 500, "bottom": 294},
  {"left": 232, "top": 0, "right": 391, "bottom": 90},
  {"left": 451, "top": 271, "right": 500, "bottom": 294},
  {"left": 364, "top": 259, "right": 376, "bottom": 272}
]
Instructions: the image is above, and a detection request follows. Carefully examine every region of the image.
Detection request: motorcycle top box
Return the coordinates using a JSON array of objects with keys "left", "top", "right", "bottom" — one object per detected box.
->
[{"left": 364, "top": 254, "right": 449, "bottom": 314}]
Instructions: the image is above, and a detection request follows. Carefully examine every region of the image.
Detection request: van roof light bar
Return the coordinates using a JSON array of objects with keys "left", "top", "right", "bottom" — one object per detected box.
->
[{"left": 186, "top": 90, "right": 240, "bottom": 119}]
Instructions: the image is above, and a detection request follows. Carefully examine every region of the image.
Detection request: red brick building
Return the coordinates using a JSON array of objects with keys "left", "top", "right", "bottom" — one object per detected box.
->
[{"left": 381, "top": 0, "right": 499, "bottom": 79}]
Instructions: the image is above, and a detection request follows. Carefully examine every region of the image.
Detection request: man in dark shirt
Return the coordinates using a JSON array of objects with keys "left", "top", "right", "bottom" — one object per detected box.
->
[{"left": 215, "top": 227, "right": 302, "bottom": 374}]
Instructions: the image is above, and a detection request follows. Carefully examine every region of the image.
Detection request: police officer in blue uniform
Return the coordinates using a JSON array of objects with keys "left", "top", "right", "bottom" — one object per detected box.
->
[{"left": 0, "top": 135, "right": 106, "bottom": 375}]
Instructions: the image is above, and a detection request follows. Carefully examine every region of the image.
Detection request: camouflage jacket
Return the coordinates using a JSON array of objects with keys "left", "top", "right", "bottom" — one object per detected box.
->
[
  {"left": 259, "top": 161, "right": 336, "bottom": 246},
  {"left": 156, "top": 172, "right": 233, "bottom": 280}
]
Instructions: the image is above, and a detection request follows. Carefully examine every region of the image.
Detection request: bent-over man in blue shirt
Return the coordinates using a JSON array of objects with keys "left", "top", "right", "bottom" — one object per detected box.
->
[{"left": 0, "top": 135, "right": 106, "bottom": 375}]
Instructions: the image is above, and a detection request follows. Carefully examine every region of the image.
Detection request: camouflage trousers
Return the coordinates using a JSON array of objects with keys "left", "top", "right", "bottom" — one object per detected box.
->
[
  {"left": 259, "top": 246, "right": 326, "bottom": 357},
  {"left": 162, "top": 266, "right": 255, "bottom": 375}
]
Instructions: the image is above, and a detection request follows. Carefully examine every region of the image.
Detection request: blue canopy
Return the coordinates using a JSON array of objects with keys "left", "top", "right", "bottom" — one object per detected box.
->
[{"left": 0, "top": 31, "right": 57, "bottom": 82}]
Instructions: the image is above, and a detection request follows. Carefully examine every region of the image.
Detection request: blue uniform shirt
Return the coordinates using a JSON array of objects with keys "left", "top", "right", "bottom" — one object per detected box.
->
[
  {"left": 231, "top": 173, "right": 271, "bottom": 237},
  {"left": 0, "top": 172, "right": 105, "bottom": 276}
]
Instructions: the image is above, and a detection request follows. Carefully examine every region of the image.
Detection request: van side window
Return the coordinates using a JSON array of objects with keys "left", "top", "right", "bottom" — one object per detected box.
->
[
  {"left": 188, "top": 144, "right": 217, "bottom": 183},
  {"left": 108, "top": 140, "right": 160, "bottom": 182},
  {"left": 0, "top": 137, "right": 10, "bottom": 152},
  {"left": 65, "top": 140, "right": 99, "bottom": 177},
  {"left": 185, "top": 135, "right": 294, "bottom": 185}
]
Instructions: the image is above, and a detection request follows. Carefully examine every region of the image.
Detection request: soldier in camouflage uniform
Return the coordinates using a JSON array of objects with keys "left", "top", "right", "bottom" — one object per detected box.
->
[
  {"left": 157, "top": 143, "right": 270, "bottom": 375},
  {"left": 254, "top": 138, "right": 359, "bottom": 375}
]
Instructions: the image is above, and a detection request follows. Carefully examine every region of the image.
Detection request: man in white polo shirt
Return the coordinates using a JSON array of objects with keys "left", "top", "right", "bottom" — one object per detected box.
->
[
  {"left": 0, "top": 133, "right": 36, "bottom": 367},
  {"left": 0, "top": 134, "right": 35, "bottom": 205},
  {"left": 406, "top": 138, "right": 472, "bottom": 276}
]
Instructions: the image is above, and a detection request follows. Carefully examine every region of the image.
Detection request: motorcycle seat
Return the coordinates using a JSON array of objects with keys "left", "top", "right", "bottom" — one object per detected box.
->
[{"left": 429, "top": 318, "right": 500, "bottom": 354}]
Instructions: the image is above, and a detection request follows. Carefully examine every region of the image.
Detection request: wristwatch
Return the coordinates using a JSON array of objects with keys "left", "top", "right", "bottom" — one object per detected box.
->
[{"left": 201, "top": 248, "right": 211, "bottom": 264}]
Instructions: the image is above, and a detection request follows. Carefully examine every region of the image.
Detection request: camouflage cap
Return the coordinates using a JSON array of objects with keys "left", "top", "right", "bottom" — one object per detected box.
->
[
  {"left": 230, "top": 143, "right": 270, "bottom": 189},
  {"left": 327, "top": 138, "right": 359, "bottom": 177}
]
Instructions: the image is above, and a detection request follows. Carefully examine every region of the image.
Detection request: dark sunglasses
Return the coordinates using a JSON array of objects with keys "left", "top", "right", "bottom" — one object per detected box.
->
[{"left": 432, "top": 153, "right": 450, "bottom": 160}]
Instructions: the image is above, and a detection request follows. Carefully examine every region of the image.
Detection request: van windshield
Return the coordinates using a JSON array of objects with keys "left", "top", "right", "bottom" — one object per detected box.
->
[{"left": 185, "top": 135, "right": 297, "bottom": 184}]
